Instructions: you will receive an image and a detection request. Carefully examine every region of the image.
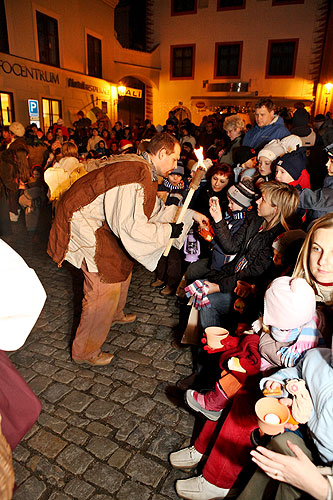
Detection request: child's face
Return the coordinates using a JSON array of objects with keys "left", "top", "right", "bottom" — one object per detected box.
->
[
  {"left": 273, "top": 249, "right": 283, "bottom": 267},
  {"left": 32, "top": 170, "right": 41, "bottom": 179},
  {"left": 241, "top": 157, "right": 256, "bottom": 170},
  {"left": 168, "top": 173, "right": 182, "bottom": 185},
  {"left": 228, "top": 196, "right": 243, "bottom": 212},
  {"left": 258, "top": 157, "right": 272, "bottom": 176},
  {"left": 275, "top": 165, "right": 294, "bottom": 184}
]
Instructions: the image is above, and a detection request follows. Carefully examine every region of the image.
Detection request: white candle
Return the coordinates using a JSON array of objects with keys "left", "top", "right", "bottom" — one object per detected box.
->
[{"left": 264, "top": 413, "right": 281, "bottom": 425}]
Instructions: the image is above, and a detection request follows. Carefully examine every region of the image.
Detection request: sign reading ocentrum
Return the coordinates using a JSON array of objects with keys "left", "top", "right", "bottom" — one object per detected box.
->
[{"left": 0, "top": 59, "right": 59, "bottom": 84}]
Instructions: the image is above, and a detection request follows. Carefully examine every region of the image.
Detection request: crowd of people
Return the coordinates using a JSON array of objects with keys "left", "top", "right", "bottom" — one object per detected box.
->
[{"left": 0, "top": 99, "right": 333, "bottom": 499}]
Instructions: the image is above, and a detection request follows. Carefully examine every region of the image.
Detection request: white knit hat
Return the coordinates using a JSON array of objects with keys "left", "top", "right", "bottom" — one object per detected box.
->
[
  {"left": 263, "top": 276, "right": 316, "bottom": 330},
  {"left": 257, "top": 140, "right": 285, "bottom": 162},
  {"left": 280, "top": 135, "right": 303, "bottom": 153},
  {"left": 9, "top": 121, "right": 25, "bottom": 137}
]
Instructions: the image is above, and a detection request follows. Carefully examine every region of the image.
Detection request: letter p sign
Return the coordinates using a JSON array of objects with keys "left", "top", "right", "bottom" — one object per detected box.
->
[{"left": 28, "top": 99, "right": 39, "bottom": 117}]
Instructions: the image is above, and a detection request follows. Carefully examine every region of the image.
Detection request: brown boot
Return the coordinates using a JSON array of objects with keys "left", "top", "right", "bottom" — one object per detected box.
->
[
  {"left": 112, "top": 313, "right": 137, "bottom": 326},
  {"left": 73, "top": 352, "right": 114, "bottom": 366},
  {"left": 151, "top": 279, "right": 165, "bottom": 288},
  {"left": 160, "top": 285, "right": 175, "bottom": 296}
]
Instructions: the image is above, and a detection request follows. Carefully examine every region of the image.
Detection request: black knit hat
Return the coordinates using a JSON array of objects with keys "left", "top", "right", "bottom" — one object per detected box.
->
[
  {"left": 276, "top": 148, "right": 306, "bottom": 180},
  {"left": 233, "top": 146, "right": 256, "bottom": 166}
]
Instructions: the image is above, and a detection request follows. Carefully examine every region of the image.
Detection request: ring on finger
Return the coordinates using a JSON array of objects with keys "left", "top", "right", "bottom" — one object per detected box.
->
[{"left": 273, "top": 470, "right": 279, "bottom": 477}]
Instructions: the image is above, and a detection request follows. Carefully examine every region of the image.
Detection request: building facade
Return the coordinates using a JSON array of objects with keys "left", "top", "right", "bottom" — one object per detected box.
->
[{"left": 0, "top": 0, "right": 331, "bottom": 130}]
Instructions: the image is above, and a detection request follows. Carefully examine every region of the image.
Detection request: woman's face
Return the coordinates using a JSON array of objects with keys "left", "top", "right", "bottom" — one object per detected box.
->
[
  {"left": 226, "top": 127, "right": 241, "bottom": 141},
  {"left": 326, "top": 156, "right": 333, "bottom": 176},
  {"left": 258, "top": 157, "right": 272, "bottom": 176},
  {"left": 211, "top": 173, "right": 229, "bottom": 192},
  {"left": 309, "top": 228, "right": 333, "bottom": 284},
  {"left": 256, "top": 192, "right": 276, "bottom": 221},
  {"left": 275, "top": 165, "right": 294, "bottom": 184}
]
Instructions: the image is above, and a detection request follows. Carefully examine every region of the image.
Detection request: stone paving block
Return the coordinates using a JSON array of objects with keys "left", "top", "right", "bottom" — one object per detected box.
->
[
  {"left": 64, "top": 478, "right": 95, "bottom": 499},
  {"left": 76, "top": 368, "right": 95, "bottom": 378},
  {"left": 54, "top": 407, "right": 70, "bottom": 420},
  {"left": 13, "top": 475, "right": 46, "bottom": 500},
  {"left": 85, "top": 421, "right": 112, "bottom": 437},
  {"left": 85, "top": 399, "right": 116, "bottom": 419},
  {"left": 134, "top": 365, "right": 157, "bottom": 378},
  {"left": 94, "top": 374, "right": 112, "bottom": 386},
  {"left": 67, "top": 414, "right": 90, "bottom": 428},
  {"left": 147, "top": 427, "right": 183, "bottom": 461},
  {"left": 10, "top": 351, "right": 35, "bottom": 368},
  {"left": 108, "top": 406, "right": 131, "bottom": 429},
  {"left": 60, "top": 390, "right": 94, "bottom": 412},
  {"left": 156, "top": 369, "right": 181, "bottom": 383},
  {"left": 115, "top": 418, "right": 138, "bottom": 441},
  {"left": 153, "top": 359, "right": 175, "bottom": 372},
  {"left": 176, "top": 412, "right": 196, "bottom": 437},
  {"left": 108, "top": 448, "right": 131, "bottom": 469},
  {"left": 32, "top": 360, "right": 59, "bottom": 376},
  {"left": 62, "top": 427, "right": 89, "bottom": 445},
  {"left": 48, "top": 493, "right": 71, "bottom": 500},
  {"left": 112, "top": 368, "right": 138, "bottom": 384},
  {"left": 52, "top": 369, "right": 76, "bottom": 384},
  {"left": 109, "top": 385, "right": 138, "bottom": 404},
  {"left": 86, "top": 436, "right": 118, "bottom": 459},
  {"left": 38, "top": 412, "right": 67, "bottom": 434},
  {"left": 115, "top": 358, "right": 138, "bottom": 371},
  {"left": 124, "top": 395, "right": 156, "bottom": 417},
  {"left": 132, "top": 375, "right": 159, "bottom": 395},
  {"left": 152, "top": 495, "right": 170, "bottom": 500},
  {"left": 29, "top": 456, "right": 66, "bottom": 487},
  {"left": 28, "top": 342, "right": 58, "bottom": 356},
  {"left": 160, "top": 469, "right": 186, "bottom": 500},
  {"left": 149, "top": 403, "right": 180, "bottom": 427},
  {"left": 117, "top": 349, "right": 151, "bottom": 365},
  {"left": 56, "top": 444, "right": 94, "bottom": 474},
  {"left": 128, "top": 337, "right": 149, "bottom": 351},
  {"left": 141, "top": 340, "right": 170, "bottom": 358},
  {"left": 28, "top": 429, "right": 67, "bottom": 459},
  {"left": 52, "top": 350, "right": 72, "bottom": 361},
  {"left": 132, "top": 323, "right": 157, "bottom": 337},
  {"left": 84, "top": 463, "right": 124, "bottom": 494},
  {"left": 71, "top": 377, "right": 94, "bottom": 391},
  {"left": 110, "top": 331, "right": 136, "bottom": 347},
  {"left": 42, "top": 382, "right": 72, "bottom": 403},
  {"left": 125, "top": 454, "right": 167, "bottom": 488},
  {"left": 117, "top": 480, "right": 152, "bottom": 500},
  {"left": 89, "top": 382, "right": 112, "bottom": 399},
  {"left": 13, "top": 460, "right": 30, "bottom": 487},
  {"left": 126, "top": 421, "right": 156, "bottom": 448},
  {"left": 13, "top": 444, "right": 30, "bottom": 462},
  {"left": 15, "top": 367, "right": 36, "bottom": 382}
]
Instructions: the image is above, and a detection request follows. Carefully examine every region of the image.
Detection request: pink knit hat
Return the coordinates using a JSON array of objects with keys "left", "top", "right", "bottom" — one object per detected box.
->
[{"left": 263, "top": 276, "right": 316, "bottom": 330}]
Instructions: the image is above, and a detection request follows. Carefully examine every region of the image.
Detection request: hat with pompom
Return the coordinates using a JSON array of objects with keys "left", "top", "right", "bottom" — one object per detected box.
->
[{"left": 263, "top": 276, "right": 316, "bottom": 330}]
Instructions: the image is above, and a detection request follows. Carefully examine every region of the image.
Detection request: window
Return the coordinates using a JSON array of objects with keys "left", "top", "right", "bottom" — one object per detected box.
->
[
  {"left": 170, "top": 45, "right": 195, "bottom": 79},
  {"left": 171, "top": 0, "right": 197, "bottom": 15},
  {"left": 0, "top": 92, "right": 14, "bottom": 126},
  {"left": 36, "top": 11, "right": 59, "bottom": 67},
  {"left": 87, "top": 34, "right": 102, "bottom": 78},
  {"left": 0, "top": 0, "right": 9, "bottom": 54},
  {"left": 217, "top": 0, "right": 245, "bottom": 10},
  {"left": 266, "top": 39, "right": 298, "bottom": 77},
  {"left": 214, "top": 42, "right": 242, "bottom": 78},
  {"left": 42, "top": 98, "right": 61, "bottom": 131},
  {"left": 272, "top": 0, "right": 304, "bottom": 5}
]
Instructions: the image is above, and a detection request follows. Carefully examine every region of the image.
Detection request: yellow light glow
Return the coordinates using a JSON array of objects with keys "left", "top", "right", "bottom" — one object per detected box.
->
[
  {"left": 324, "top": 83, "right": 333, "bottom": 95},
  {"left": 118, "top": 86, "right": 126, "bottom": 96},
  {"left": 111, "top": 86, "right": 118, "bottom": 99},
  {"left": 194, "top": 147, "right": 205, "bottom": 168}
]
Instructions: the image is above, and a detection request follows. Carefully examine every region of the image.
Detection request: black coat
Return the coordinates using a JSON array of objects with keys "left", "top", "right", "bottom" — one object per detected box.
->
[{"left": 205, "top": 212, "right": 283, "bottom": 292}]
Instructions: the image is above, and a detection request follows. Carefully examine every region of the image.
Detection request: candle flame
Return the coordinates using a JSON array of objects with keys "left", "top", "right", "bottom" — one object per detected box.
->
[{"left": 194, "top": 147, "right": 204, "bottom": 167}]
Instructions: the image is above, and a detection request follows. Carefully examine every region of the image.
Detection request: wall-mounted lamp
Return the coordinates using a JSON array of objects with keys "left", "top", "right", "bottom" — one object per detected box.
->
[
  {"left": 117, "top": 86, "right": 126, "bottom": 96},
  {"left": 324, "top": 82, "right": 333, "bottom": 114}
]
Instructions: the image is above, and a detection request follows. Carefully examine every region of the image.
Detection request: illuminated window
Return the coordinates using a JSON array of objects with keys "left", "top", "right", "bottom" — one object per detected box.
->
[
  {"left": 214, "top": 42, "right": 242, "bottom": 78},
  {"left": 266, "top": 39, "right": 298, "bottom": 77},
  {"left": 217, "top": 0, "right": 245, "bottom": 10},
  {"left": 42, "top": 98, "right": 61, "bottom": 130},
  {"left": 0, "top": 92, "right": 14, "bottom": 126},
  {"left": 87, "top": 34, "right": 102, "bottom": 78},
  {"left": 171, "top": 0, "right": 197, "bottom": 15},
  {"left": 36, "top": 11, "right": 59, "bottom": 67},
  {"left": 170, "top": 45, "right": 195, "bottom": 79}
]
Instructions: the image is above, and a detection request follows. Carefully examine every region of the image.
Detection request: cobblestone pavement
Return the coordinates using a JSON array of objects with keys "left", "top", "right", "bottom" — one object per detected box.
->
[{"left": 5, "top": 218, "right": 198, "bottom": 500}]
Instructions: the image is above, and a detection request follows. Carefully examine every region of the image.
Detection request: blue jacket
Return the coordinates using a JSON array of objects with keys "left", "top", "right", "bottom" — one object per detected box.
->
[
  {"left": 243, "top": 115, "right": 290, "bottom": 149},
  {"left": 260, "top": 348, "right": 333, "bottom": 464}
]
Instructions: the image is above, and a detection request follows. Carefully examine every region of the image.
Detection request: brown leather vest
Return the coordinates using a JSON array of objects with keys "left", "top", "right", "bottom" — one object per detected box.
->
[{"left": 47, "top": 155, "right": 157, "bottom": 283}]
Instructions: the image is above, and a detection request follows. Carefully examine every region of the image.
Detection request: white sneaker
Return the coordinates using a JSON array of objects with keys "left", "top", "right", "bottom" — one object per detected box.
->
[
  {"left": 175, "top": 474, "right": 230, "bottom": 500},
  {"left": 169, "top": 446, "right": 203, "bottom": 469}
]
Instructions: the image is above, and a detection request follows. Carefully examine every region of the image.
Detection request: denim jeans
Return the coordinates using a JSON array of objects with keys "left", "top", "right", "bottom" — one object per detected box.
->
[{"left": 200, "top": 290, "right": 234, "bottom": 329}]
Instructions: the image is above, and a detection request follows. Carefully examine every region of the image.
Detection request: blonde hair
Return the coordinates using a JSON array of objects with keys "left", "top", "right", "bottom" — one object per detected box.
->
[
  {"left": 223, "top": 115, "right": 245, "bottom": 132},
  {"left": 293, "top": 213, "right": 333, "bottom": 287},
  {"left": 61, "top": 141, "right": 78, "bottom": 158},
  {"left": 259, "top": 180, "right": 299, "bottom": 231}
]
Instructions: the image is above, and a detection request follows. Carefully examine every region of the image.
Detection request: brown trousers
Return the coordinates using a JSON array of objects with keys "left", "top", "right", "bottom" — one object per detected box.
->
[{"left": 72, "top": 260, "right": 131, "bottom": 360}]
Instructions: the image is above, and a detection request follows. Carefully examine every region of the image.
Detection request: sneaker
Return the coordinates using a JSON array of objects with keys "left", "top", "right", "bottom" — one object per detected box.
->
[
  {"left": 169, "top": 446, "right": 203, "bottom": 469},
  {"left": 186, "top": 390, "right": 222, "bottom": 421},
  {"left": 175, "top": 474, "right": 230, "bottom": 500}
]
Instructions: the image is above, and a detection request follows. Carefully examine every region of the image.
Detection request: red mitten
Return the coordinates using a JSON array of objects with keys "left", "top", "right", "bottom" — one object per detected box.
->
[{"left": 201, "top": 333, "right": 238, "bottom": 354}]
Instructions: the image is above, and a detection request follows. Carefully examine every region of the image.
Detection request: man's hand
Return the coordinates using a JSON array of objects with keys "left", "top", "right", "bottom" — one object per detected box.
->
[{"left": 192, "top": 211, "right": 210, "bottom": 228}]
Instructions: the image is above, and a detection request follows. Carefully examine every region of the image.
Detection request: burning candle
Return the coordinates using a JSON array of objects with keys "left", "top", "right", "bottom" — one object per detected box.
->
[{"left": 264, "top": 413, "right": 281, "bottom": 425}]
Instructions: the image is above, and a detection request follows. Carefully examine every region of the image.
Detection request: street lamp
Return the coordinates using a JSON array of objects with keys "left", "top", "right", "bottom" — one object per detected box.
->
[
  {"left": 324, "top": 82, "right": 333, "bottom": 114},
  {"left": 117, "top": 86, "right": 126, "bottom": 97}
]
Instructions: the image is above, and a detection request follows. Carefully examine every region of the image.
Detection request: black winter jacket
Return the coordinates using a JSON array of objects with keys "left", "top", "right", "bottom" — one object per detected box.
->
[{"left": 205, "top": 212, "right": 284, "bottom": 292}]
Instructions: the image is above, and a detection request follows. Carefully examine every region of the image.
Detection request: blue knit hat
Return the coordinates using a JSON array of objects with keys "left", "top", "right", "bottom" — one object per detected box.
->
[{"left": 276, "top": 148, "right": 306, "bottom": 180}]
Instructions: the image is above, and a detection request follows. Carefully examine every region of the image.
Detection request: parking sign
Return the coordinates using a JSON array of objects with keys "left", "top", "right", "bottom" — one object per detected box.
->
[{"left": 28, "top": 99, "right": 39, "bottom": 117}]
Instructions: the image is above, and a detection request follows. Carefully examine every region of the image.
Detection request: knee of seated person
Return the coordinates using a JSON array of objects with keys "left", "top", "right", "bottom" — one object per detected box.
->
[{"left": 268, "top": 432, "right": 302, "bottom": 456}]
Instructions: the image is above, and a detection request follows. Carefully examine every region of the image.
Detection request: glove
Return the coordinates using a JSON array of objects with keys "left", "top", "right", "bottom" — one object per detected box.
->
[
  {"left": 201, "top": 332, "right": 238, "bottom": 354},
  {"left": 170, "top": 222, "right": 184, "bottom": 238}
]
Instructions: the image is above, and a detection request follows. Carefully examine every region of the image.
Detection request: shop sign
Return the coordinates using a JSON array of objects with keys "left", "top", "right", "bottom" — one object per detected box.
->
[
  {"left": 0, "top": 59, "right": 59, "bottom": 84},
  {"left": 196, "top": 101, "right": 206, "bottom": 109},
  {"left": 67, "top": 78, "right": 110, "bottom": 95},
  {"left": 123, "top": 87, "right": 142, "bottom": 99}
]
